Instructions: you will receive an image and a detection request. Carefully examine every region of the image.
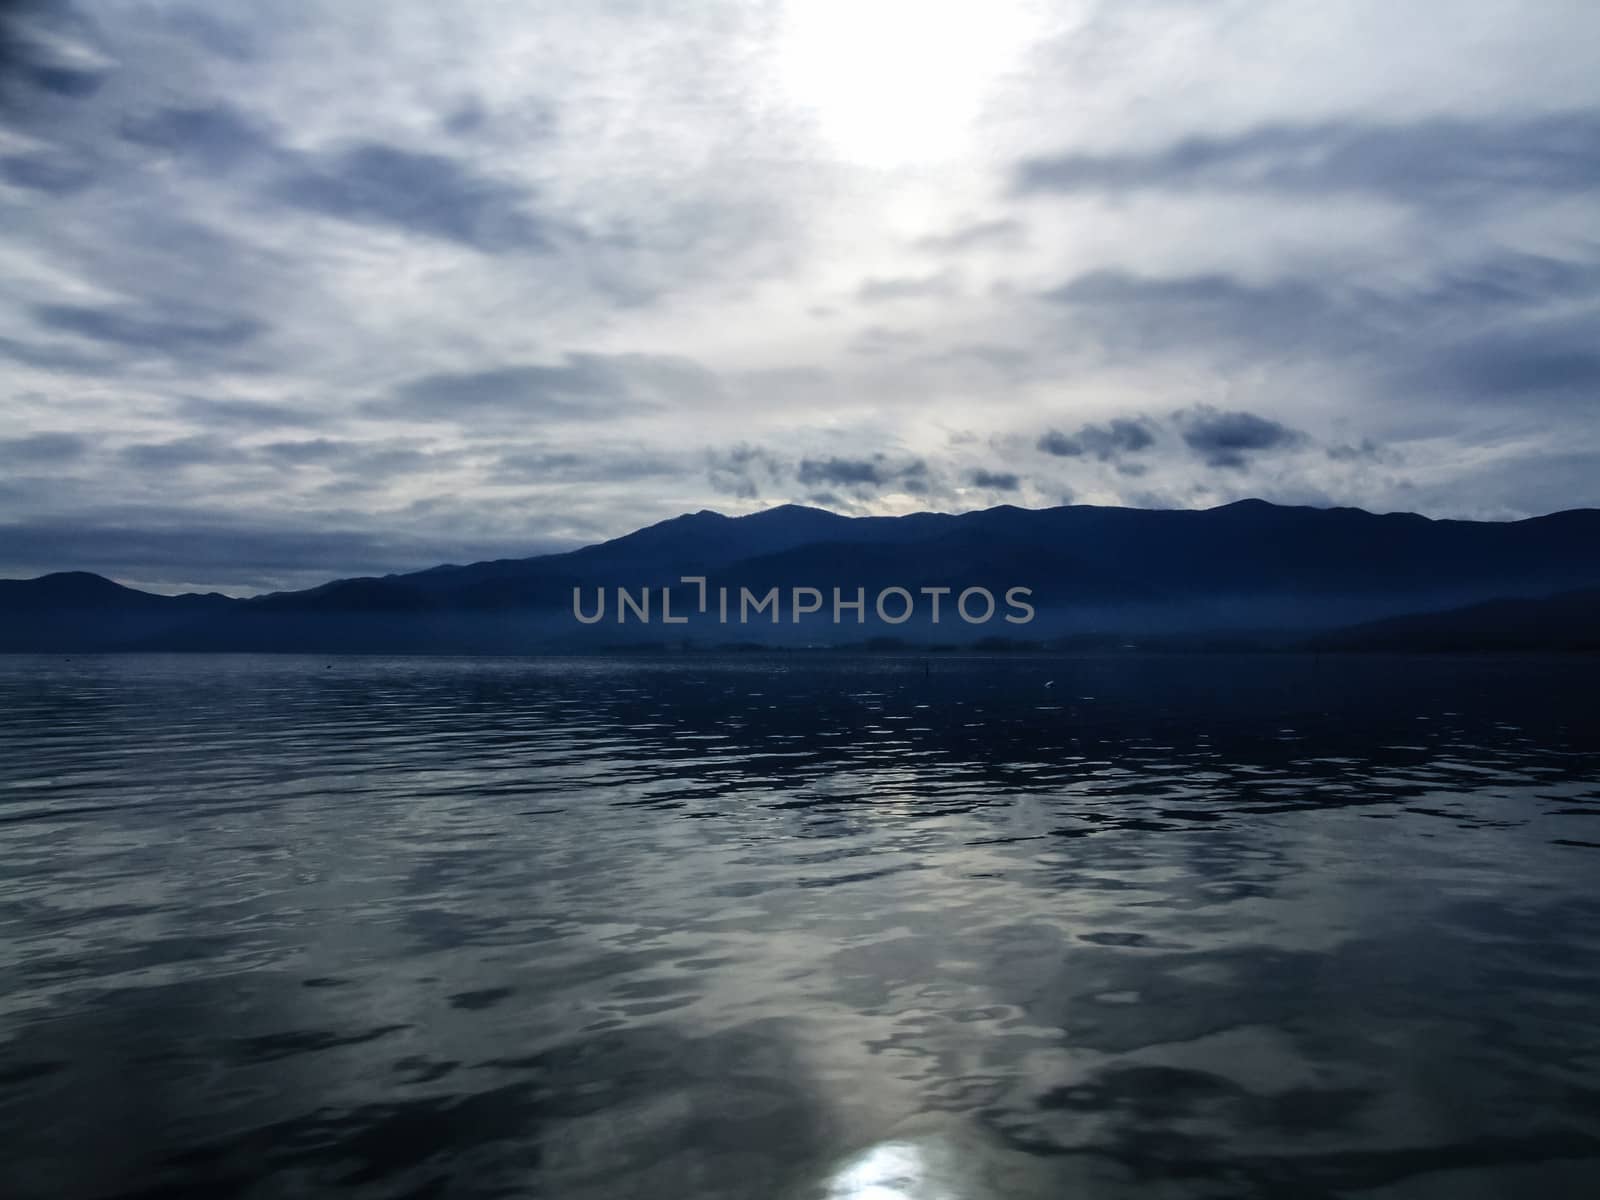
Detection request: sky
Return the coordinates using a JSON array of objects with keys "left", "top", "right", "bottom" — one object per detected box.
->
[{"left": 1, "top": 0, "right": 1597, "bottom": 594}]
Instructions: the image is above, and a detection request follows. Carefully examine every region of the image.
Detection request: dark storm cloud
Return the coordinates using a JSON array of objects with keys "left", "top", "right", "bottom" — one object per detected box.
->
[
  {"left": 1037, "top": 418, "right": 1157, "bottom": 461},
  {"left": 275, "top": 141, "right": 557, "bottom": 252},
  {"left": 969, "top": 468, "right": 1020, "bottom": 490},
  {"left": 33, "top": 304, "right": 265, "bottom": 354},
  {"left": 384, "top": 354, "right": 717, "bottom": 420},
  {"left": 1015, "top": 112, "right": 1600, "bottom": 205},
  {"left": 1176, "top": 406, "right": 1305, "bottom": 470},
  {"left": 0, "top": 432, "right": 90, "bottom": 464}
]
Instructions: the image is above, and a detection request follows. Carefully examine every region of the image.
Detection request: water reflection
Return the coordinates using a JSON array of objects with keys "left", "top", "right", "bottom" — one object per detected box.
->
[
  {"left": 824, "top": 1138, "right": 972, "bottom": 1200},
  {"left": 0, "top": 653, "right": 1598, "bottom": 1198}
]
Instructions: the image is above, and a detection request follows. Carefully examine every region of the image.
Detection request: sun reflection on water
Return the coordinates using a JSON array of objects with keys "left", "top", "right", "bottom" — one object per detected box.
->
[{"left": 823, "top": 1138, "right": 971, "bottom": 1200}]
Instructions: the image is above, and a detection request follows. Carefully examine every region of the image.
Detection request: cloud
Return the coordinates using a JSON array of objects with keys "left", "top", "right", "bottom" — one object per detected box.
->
[
  {"left": 119, "top": 102, "right": 276, "bottom": 170},
  {"left": 0, "top": 431, "right": 90, "bottom": 464},
  {"left": 1176, "top": 406, "right": 1306, "bottom": 470},
  {"left": 797, "top": 457, "right": 888, "bottom": 487},
  {"left": 1414, "top": 252, "right": 1600, "bottom": 311},
  {"left": 1042, "top": 270, "right": 1333, "bottom": 361},
  {"left": 705, "top": 447, "right": 938, "bottom": 503},
  {"left": 857, "top": 273, "right": 953, "bottom": 303},
  {"left": 914, "top": 219, "right": 1023, "bottom": 253},
  {"left": 707, "top": 444, "right": 785, "bottom": 500},
  {"left": 384, "top": 354, "right": 717, "bottom": 421},
  {"left": 241, "top": 439, "right": 441, "bottom": 485},
  {"left": 896, "top": 459, "right": 932, "bottom": 496},
  {"left": 257, "top": 438, "right": 358, "bottom": 465},
  {"left": 2, "top": 151, "right": 95, "bottom": 194},
  {"left": 1037, "top": 418, "right": 1157, "bottom": 461},
  {"left": 796, "top": 455, "right": 928, "bottom": 494},
  {"left": 274, "top": 141, "right": 558, "bottom": 252},
  {"left": 1015, "top": 113, "right": 1600, "bottom": 207},
  {"left": 160, "top": 9, "right": 258, "bottom": 62},
  {"left": 495, "top": 448, "right": 683, "bottom": 485},
  {"left": 175, "top": 397, "right": 326, "bottom": 429},
  {"left": 1427, "top": 317, "right": 1600, "bottom": 402},
  {"left": 1326, "top": 439, "right": 1385, "bottom": 463},
  {"left": 0, "top": 4, "right": 111, "bottom": 107},
  {"left": 849, "top": 326, "right": 924, "bottom": 357},
  {"left": 120, "top": 435, "right": 246, "bottom": 470},
  {"left": 20, "top": 65, "right": 105, "bottom": 98},
  {"left": 32, "top": 304, "right": 265, "bottom": 354},
  {"left": 969, "top": 468, "right": 1020, "bottom": 491},
  {"left": 0, "top": 333, "right": 115, "bottom": 372},
  {"left": 1040, "top": 252, "right": 1600, "bottom": 410}
]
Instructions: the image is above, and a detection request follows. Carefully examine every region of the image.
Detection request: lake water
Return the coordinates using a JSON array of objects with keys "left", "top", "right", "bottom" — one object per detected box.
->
[{"left": 1, "top": 653, "right": 1598, "bottom": 1199}]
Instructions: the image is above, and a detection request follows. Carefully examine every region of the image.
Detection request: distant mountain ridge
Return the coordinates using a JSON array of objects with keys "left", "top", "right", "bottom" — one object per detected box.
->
[
  {"left": 2, "top": 499, "right": 1598, "bottom": 652},
  {"left": 1307, "top": 588, "right": 1600, "bottom": 653}
]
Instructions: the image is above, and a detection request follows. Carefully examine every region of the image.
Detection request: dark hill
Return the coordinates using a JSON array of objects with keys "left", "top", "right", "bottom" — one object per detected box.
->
[
  {"left": 3, "top": 500, "right": 1598, "bottom": 652},
  {"left": 1307, "top": 588, "right": 1600, "bottom": 652}
]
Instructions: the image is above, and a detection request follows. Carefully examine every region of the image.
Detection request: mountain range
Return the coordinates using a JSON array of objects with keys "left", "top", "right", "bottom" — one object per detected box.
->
[{"left": 2, "top": 499, "right": 1598, "bottom": 653}]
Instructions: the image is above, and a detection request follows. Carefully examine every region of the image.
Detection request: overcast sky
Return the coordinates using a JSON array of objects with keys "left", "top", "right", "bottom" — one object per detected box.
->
[{"left": 2, "top": 0, "right": 1597, "bottom": 592}]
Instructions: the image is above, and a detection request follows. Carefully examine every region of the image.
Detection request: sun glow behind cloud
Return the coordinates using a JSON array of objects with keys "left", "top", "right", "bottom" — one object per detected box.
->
[{"left": 777, "top": 0, "right": 1043, "bottom": 167}]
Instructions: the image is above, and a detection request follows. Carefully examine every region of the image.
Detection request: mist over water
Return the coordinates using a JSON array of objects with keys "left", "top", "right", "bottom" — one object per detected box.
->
[{"left": 1, "top": 653, "right": 1598, "bottom": 1198}]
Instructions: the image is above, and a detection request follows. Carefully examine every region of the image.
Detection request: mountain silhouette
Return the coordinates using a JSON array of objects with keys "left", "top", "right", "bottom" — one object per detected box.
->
[
  {"left": 0, "top": 571, "right": 233, "bottom": 651},
  {"left": 1307, "top": 587, "right": 1600, "bottom": 652},
  {"left": 2, "top": 500, "right": 1598, "bottom": 652}
]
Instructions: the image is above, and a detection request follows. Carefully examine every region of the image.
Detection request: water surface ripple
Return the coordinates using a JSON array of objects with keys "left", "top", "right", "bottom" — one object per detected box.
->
[{"left": 1, "top": 653, "right": 1598, "bottom": 1198}]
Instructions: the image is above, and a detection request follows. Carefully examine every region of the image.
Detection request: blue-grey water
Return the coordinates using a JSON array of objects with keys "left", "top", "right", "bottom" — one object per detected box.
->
[{"left": 1, "top": 653, "right": 1598, "bottom": 1199}]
